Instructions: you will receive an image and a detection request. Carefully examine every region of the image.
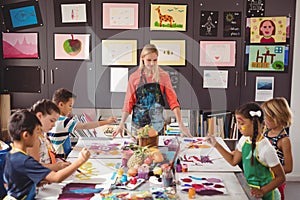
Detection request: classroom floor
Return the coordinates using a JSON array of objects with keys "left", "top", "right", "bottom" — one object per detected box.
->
[{"left": 285, "top": 181, "right": 299, "bottom": 200}]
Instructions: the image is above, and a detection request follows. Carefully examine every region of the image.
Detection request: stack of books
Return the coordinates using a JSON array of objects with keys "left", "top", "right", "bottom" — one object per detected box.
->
[{"left": 165, "top": 122, "right": 188, "bottom": 135}]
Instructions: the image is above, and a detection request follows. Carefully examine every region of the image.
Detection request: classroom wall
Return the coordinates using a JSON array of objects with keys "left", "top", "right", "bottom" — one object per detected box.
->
[{"left": 288, "top": 0, "right": 300, "bottom": 181}]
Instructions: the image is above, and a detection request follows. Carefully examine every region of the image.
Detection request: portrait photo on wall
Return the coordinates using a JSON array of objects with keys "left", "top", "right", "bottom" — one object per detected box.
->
[
  {"left": 2, "top": 32, "right": 39, "bottom": 59},
  {"left": 246, "top": 0, "right": 265, "bottom": 17},
  {"left": 247, "top": 16, "right": 288, "bottom": 44},
  {"left": 200, "top": 11, "right": 218, "bottom": 37},
  {"left": 223, "top": 12, "right": 241, "bottom": 37},
  {"left": 150, "top": 4, "right": 187, "bottom": 31},
  {"left": 245, "top": 45, "right": 289, "bottom": 72},
  {"left": 54, "top": 0, "right": 92, "bottom": 27},
  {"left": 1, "top": 0, "right": 43, "bottom": 32}
]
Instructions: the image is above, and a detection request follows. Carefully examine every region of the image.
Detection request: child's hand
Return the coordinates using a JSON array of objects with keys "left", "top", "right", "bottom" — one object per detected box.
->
[
  {"left": 250, "top": 187, "right": 264, "bottom": 198},
  {"left": 205, "top": 135, "right": 217, "bottom": 147},
  {"left": 107, "top": 116, "right": 117, "bottom": 124},
  {"left": 78, "top": 148, "right": 90, "bottom": 162}
]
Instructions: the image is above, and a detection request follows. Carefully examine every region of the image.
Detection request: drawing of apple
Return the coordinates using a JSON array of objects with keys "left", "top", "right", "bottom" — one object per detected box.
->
[{"left": 63, "top": 34, "right": 82, "bottom": 56}]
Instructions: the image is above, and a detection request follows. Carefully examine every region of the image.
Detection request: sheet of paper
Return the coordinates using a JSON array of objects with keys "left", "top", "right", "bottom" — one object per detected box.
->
[
  {"left": 255, "top": 76, "right": 274, "bottom": 101},
  {"left": 203, "top": 70, "right": 228, "bottom": 88},
  {"left": 110, "top": 67, "right": 128, "bottom": 92}
]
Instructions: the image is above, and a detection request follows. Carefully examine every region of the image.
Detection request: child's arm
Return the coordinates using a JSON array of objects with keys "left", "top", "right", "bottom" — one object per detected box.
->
[
  {"left": 206, "top": 135, "right": 242, "bottom": 166},
  {"left": 98, "top": 116, "right": 117, "bottom": 126},
  {"left": 42, "top": 162, "right": 71, "bottom": 172},
  {"left": 281, "top": 137, "right": 293, "bottom": 173},
  {"left": 44, "top": 148, "right": 90, "bottom": 183},
  {"left": 75, "top": 116, "right": 117, "bottom": 130},
  {"left": 250, "top": 164, "right": 285, "bottom": 198}
]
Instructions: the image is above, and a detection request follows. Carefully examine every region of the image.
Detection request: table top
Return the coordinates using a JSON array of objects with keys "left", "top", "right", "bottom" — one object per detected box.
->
[{"left": 36, "top": 136, "right": 256, "bottom": 200}]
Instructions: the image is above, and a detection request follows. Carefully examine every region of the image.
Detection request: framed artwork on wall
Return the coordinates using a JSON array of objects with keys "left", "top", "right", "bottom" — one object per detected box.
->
[
  {"left": 101, "top": 40, "right": 137, "bottom": 66},
  {"left": 2, "top": 32, "right": 39, "bottom": 59},
  {"left": 199, "top": 41, "right": 236, "bottom": 67},
  {"left": 54, "top": 0, "right": 92, "bottom": 27},
  {"left": 249, "top": 16, "right": 287, "bottom": 44},
  {"left": 150, "top": 4, "right": 187, "bottom": 31},
  {"left": 246, "top": 45, "right": 288, "bottom": 72},
  {"left": 54, "top": 33, "right": 91, "bottom": 60},
  {"left": 200, "top": 11, "right": 219, "bottom": 37},
  {"left": 102, "top": 3, "right": 139, "bottom": 29},
  {"left": 150, "top": 40, "right": 186, "bottom": 66},
  {"left": 1, "top": 0, "right": 43, "bottom": 32}
]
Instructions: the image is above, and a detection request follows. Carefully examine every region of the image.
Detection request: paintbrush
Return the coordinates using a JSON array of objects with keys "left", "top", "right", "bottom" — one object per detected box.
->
[
  {"left": 52, "top": 151, "right": 88, "bottom": 177},
  {"left": 122, "top": 127, "right": 137, "bottom": 141},
  {"left": 206, "top": 146, "right": 214, "bottom": 156}
]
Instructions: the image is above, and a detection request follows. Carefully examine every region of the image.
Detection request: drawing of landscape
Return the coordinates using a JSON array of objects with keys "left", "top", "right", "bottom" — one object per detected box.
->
[{"left": 2, "top": 33, "right": 38, "bottom": 58}]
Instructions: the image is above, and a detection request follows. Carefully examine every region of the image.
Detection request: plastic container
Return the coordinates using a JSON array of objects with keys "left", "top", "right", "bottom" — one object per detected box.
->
[
  {"left": 162, "top": 167, "right": 173, "bottom": 187},
  {"left": 138, "top": 165, "right": 149, "bottom": 180},
  {"left": 168, "top": 138, "right": 178, "bottom": 151}
]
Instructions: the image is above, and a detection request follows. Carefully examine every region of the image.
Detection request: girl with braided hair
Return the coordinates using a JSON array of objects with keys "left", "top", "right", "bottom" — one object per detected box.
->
[{"left": 206, "top": 102, "right": 285, "bottom": 200}]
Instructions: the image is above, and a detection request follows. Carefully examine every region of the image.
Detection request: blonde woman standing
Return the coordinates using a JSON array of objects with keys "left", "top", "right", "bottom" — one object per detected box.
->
[{"left": 113, "top": 44, "right": 191, "bottom": 138}]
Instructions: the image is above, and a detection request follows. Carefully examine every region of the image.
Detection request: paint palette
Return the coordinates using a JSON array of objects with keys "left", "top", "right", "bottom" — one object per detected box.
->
[
  {"left": 114, "top": 178, "right": 145, "bottom": 190},
  {"left": 179, "top": 175, "right": 228, "bottom": 196},
  {"left": 150, "top": 187, "right": 178, "bottom": 200}
]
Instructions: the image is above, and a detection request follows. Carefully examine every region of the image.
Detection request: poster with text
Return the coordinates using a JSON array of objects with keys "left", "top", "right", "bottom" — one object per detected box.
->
[{"left": 223, "top": 12, "right": 241, "bottom": 37}]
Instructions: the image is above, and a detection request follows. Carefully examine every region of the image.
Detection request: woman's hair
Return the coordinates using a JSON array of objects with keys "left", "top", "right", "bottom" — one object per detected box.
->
[
  {"left": 139, "top": 44, "right": 160, "bottom": 82},
  {"left": 259, "top": 20, "right": 276, "bottom": 35},
  {"left": 235, "top": 102, "right": 264, "bottom": 165},
  {"left": 31, "top": 99, "right": 60, "bottom": 116},
  {"left": 52, "top": 88, "right": 76, "bottom": 105},
  {"left": 262, "top": 97, "right": 292, "bottom": 128},
  {"left": 8, "top": 109, "right": 42, "bottom": 141}
]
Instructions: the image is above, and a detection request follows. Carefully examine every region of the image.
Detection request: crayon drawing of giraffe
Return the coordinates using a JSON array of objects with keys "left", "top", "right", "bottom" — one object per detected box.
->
[{"left": 155, "top": 6, "right": 174, "bottom": 27}]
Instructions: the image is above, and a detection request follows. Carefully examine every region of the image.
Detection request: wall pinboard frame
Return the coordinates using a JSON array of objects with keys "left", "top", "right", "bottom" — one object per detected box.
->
[{"left": 1, "top": 0, "right": 43, "bottom": 32}]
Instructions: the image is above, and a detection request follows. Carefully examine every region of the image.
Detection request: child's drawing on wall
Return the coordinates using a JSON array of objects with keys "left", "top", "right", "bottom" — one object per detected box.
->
[
  {"left": 250, "top": 16, "right": 287, "bottom": 43},
  {"left": 259, "top": 20, "right": 276, "bottom": 43},
  {"left": 150, "top": 4, "right": 187, "bottom": 31}
]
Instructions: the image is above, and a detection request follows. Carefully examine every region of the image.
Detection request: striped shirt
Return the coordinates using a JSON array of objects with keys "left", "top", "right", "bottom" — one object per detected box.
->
[{"left": 47, "top": 115, "right": 78, "bottom": 157}]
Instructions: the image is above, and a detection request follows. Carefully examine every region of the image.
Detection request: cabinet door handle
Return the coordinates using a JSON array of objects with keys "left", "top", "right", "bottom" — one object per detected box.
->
[
  {"left": 50, "top": 69, "right": 54, "bottom": 84},
  {"left": 244, "top": 72, "right": 247, "bottom": 86},
  {"left": 41, "top": 69, "right": 45, "bottom": 84},
  {"left": 235, "top": 71, "right": 238, "bottom": 87}
]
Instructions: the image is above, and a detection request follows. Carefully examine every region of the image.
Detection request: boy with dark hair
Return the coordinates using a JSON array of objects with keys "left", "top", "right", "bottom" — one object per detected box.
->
[
  {"left": 3, "top": 109, "right": 90, "bottom": 200},
  {"left": 48, "top": 88, "right": 117, "bottom": 158}
]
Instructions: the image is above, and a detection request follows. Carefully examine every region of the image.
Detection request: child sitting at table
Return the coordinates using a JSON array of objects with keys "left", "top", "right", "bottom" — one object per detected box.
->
[
  {"left": 48, "top": 88, "right": 117, "bottom": 158},
  {"left": 206, "top": 102, "right": 285, "bottom": 200},
  {"left": 3, "top": 109, "right": 90, "bottom": 200},
  {"left": 27, "top": 99, "right": 71, "bottom": 171}
]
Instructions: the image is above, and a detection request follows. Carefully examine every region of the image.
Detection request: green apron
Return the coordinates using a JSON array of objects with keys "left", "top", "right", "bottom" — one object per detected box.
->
[{"left": 242, "top": 138, "right": 280, "bottom": 200}]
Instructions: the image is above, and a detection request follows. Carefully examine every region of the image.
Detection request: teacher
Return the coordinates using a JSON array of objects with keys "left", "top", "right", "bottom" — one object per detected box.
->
[{"left": 113, "top": 44, "right": 192, "bottom": 138}]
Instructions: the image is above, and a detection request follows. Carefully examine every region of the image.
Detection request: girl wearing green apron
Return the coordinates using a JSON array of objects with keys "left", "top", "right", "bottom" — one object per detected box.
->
[{"left": 206, "top": 102, "right": 285, "bottom": 200}]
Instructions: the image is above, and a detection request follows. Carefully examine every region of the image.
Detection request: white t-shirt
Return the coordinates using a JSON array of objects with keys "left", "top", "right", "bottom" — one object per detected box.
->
[{"left": 236, "top": 135, "right": 280, "bottom": 168}]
